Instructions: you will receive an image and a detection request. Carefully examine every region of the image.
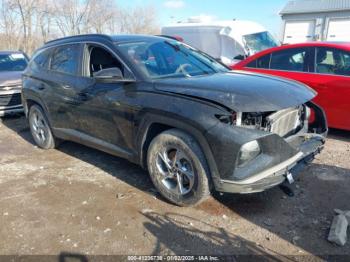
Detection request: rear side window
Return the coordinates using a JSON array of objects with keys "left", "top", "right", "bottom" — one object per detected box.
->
[
  {"left": 50, "top": 44, "right": 80, "bottom": 75},
  {"left": 246, "top": 54, "right": 271, "bottom": 69},
  {"left": 270, "top": 48, "right": 308, "bottom": 72},
  {"left": 32, "top": 49, "right": 51, "bottom": 70},
  {"left": 315, "top": 47, "right": 350, "bottom": 76}
]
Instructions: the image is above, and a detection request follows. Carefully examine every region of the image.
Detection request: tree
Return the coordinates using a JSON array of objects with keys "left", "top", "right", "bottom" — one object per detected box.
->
[
  {"left": 117, "top": 4, "right": 159, "bottom": 34},
  {"left": 0, "top": 0, "right": 159, "bottom": 55}
]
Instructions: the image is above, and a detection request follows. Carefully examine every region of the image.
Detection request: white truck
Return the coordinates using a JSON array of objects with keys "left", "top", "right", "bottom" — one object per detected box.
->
[{"left": 161, "top": 20, "right": 279, "bottom": 67}]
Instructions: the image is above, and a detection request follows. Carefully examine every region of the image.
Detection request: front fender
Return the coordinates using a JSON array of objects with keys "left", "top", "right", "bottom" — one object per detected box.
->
[{"left": 136, "top": 111, "right": 223, "bottom": 188}]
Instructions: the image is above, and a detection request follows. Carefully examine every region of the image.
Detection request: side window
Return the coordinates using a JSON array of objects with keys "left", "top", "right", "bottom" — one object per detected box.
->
[
  {"left": 246, "top": 60, "right": 257, "bottom": 68},
  {"left": 270, "top": 48, "right": 308, "bottom": 72},
  {"left": 50, "top": 44, "right": 80, "bottom": 75},
  {"left": 87, "top": 45, "right": 133, "bottom": 79},
  {"left": 315, "top": 47, "right": 350, "bottom": 76},
  {"left": 246, "top": 54, "right": 271, "bottom": 69},
  {"left": 31, "top": 49, "right": 51, "bottom": 70}
]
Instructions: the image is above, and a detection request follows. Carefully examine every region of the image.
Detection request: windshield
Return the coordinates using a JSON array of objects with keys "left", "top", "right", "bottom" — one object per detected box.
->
[
  {"left": 0, "top": 53, "right": 27, "bottom": 72},
  {"left": 116, "top": 40, "right": 229, "bottom": 79},
  {"left": 243, "top": 31, "right": 278, "bottom": 54}
]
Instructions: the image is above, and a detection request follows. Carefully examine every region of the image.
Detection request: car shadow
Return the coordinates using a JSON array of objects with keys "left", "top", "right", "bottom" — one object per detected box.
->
[
  {"left": 58, "top": 252, "right": 89, "bottom": 262},
  {"left": 210, "top": 162, "right": 350, "bottom": 256},
  {"left": 9, "top": 253, "right": 90, "bottom": 262},
  {"left": 1, "top": 115, "right": 350, "bottom": 257},
  {"left": 57, "top": 139, "right": 155, "bottom": 193},
  {"left": 0, "top": 113, "right": 34, "bottom": 143},
  {"left": 141, "top": 211, "right": 287, "bottom": 258},
  {"left": 0, "top": 114, "right": 157, "bottom": 194},
  {"left": 327, "top": 128, "right": 350, "bottom": 143}
]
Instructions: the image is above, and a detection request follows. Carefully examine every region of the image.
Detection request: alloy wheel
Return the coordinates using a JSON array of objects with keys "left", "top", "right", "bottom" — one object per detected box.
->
[
  {"left": 30, "top": 109, "right": 49, "bottom": 145},
  {"left": 155, "top": 147, "right": 195, "bottom": 196}
]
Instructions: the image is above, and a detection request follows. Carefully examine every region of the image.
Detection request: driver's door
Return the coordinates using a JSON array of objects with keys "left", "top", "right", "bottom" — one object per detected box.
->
[{"left": 74, "top": 43, "right": 137, "bottom": 153}]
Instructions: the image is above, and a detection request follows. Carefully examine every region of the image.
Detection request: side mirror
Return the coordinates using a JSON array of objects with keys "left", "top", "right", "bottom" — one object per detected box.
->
[{"left": 94, "top": 67, "right": 123, "bottom": 81}]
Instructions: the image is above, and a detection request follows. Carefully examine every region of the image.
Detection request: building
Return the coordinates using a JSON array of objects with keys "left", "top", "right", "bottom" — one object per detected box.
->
[{"left": 280, "top": 0, "right": 350, "bottom": 44}]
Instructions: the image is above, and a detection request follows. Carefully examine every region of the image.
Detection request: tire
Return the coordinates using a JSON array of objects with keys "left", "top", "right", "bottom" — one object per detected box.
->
[
  {"left": 28, "top": 104, "right": 57, "bottom": 149},
  {"left": 147, "top": 129, "right": 211, "bottom": 206}
]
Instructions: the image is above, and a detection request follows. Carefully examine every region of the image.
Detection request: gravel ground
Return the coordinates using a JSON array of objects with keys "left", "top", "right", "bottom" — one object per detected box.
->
[{"left": 0, "top": 114, "right": 349, "bottom": 260}]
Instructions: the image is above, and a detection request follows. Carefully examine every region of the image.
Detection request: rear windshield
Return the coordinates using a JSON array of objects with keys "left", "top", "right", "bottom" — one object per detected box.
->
[{"left": 0, "top": 53, "right": 28, "bottom": 72}]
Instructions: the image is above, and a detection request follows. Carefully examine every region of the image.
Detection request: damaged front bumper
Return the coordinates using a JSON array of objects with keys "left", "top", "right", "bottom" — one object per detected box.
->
[
  {"left": 212, "top": 102, "right": 327, "bottom": 194},
  {"left": 218, "top": 133, "right": 325, "bottom": 193}
]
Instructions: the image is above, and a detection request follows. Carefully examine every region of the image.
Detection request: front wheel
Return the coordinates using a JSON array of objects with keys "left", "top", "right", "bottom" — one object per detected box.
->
[
  {"left": 147, "top": 129, "right": 211, "bottom": 206},
  {"left": 28, "top": 104, "right": 57, "bottom": 149}
]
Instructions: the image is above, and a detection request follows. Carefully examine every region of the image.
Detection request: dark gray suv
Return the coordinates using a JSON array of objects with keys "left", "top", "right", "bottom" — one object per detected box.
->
[
  {"left": 22, "top": 34, "right": 327, "bottom": 206},
  {"left": 0, "top": 51, "right": 28, "bottom": 116}
]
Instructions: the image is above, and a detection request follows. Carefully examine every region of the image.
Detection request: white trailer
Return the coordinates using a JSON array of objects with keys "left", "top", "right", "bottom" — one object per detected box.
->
[{"left": 161, "top": 20, "right": 278, "bottom": 66}]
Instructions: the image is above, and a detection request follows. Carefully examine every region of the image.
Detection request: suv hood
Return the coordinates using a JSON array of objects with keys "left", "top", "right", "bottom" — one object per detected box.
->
[
  {"left": 154, "top": 71, "right": 316, "bottom": 112},
  {"left": 0, "top": 71, "right": 23, "bottom": 88}
]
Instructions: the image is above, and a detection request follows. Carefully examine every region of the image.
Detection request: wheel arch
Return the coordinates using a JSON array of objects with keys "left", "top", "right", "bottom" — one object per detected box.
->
[
  {"left": 137, "top": 114, "right": 221, "bottom": 188},
  {"left": 24, "top": 97, "right": 61, "bottom": 144},
  {"left": 23, "top": 95, "right": 53, "bottom": 124},
  {"left": 25, "top": 99, "right": 39, "bottom": 114}
]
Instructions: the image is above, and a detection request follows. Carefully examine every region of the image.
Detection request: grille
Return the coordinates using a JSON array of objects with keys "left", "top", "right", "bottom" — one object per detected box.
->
[
  {"left": 0, "top": 93, "right": 22, "bottom": 107},
  {"left": 266, "top": 107, "right": 302, "bottom": 137}
]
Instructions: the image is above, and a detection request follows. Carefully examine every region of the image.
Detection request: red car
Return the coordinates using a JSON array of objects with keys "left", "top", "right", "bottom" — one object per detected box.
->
[{"left": 233, "top": 42, "right": 350, "bottom": 131}]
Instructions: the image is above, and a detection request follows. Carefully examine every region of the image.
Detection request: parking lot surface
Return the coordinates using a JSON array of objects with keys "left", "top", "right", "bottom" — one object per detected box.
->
[{"left": 0, "top": 115, "right": 349, "bottom": 258}]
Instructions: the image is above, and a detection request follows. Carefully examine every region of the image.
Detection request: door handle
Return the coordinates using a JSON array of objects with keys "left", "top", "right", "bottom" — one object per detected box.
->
[
  {"left": 77, "top": 92, "right": 90, "bottom": 101},
  {"left": 38, "top": 84, "right": 45, "bottom": 90}
]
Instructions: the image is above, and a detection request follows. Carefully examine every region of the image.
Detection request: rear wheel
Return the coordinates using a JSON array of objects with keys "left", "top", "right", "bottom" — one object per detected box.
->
[
  {"left": 28, "top": 104, "right": 57, "bottom": 149},
  {"left": 147, "top": 129, "right": 211, "bottom": 206}
]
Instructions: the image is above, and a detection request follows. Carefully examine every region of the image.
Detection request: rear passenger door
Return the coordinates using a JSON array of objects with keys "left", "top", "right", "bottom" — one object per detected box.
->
[
  {"left": 300, "top": 47, "right": 350, "bottom": 130},
  {"left": 245, "top": 47, "right": 313, "bottom": 80},
  {"left": 46, "top": 43, "right": 84, "bottom": 130}
]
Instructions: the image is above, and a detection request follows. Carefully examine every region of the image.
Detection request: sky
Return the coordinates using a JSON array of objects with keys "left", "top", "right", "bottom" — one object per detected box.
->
[{"left": 119, "top": 0, "right": 288, "bottom": 37}]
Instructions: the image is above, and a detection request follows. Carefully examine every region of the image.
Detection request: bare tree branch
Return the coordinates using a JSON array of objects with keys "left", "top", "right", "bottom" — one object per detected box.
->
[{"left": 0, "top": 0, "right": 159, "bottom": 54}]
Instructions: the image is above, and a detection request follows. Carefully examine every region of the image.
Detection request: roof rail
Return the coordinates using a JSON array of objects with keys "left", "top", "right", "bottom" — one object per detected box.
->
[{"left": 44, "top": 34, "right": 113, "bottom": 45}]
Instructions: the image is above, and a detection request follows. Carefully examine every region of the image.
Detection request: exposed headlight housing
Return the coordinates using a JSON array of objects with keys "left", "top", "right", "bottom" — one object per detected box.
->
[{"left": 237, "top": 140, "right": 261, "bottom": 167}]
